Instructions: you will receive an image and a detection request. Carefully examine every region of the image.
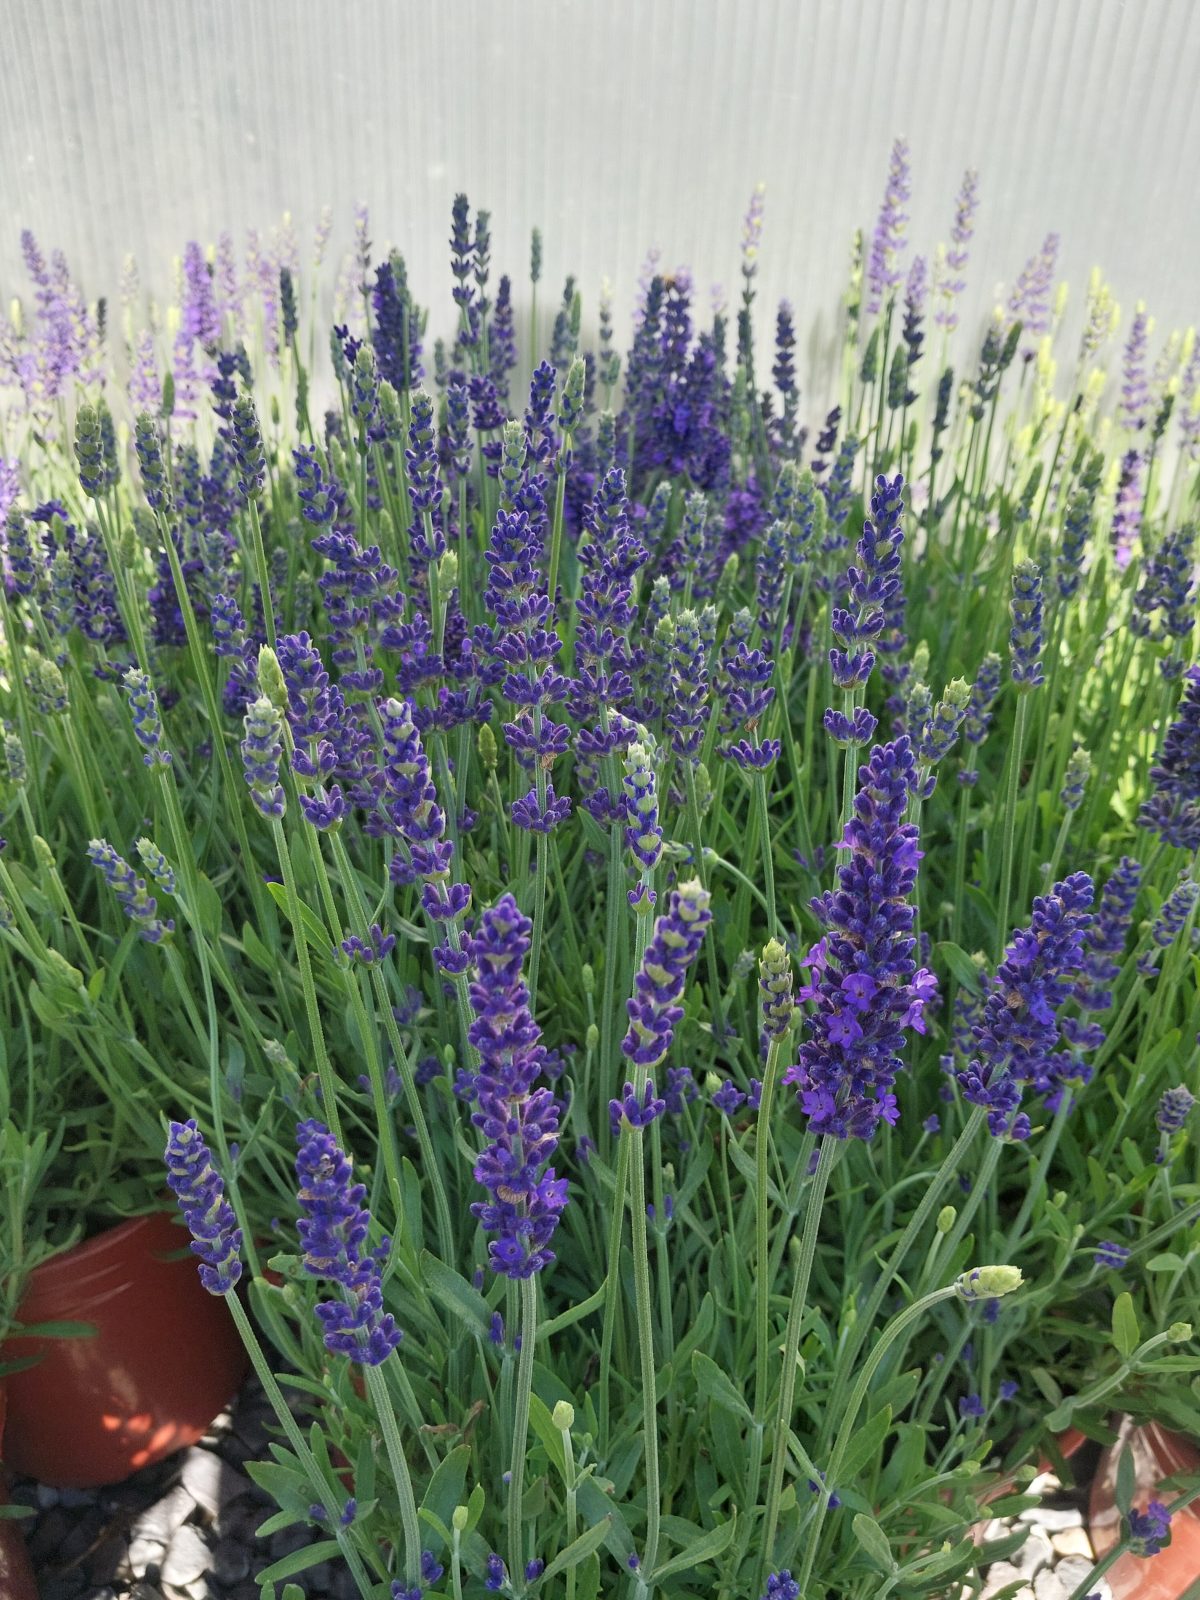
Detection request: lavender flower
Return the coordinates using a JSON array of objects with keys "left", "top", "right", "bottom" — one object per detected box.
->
[
  {"left": 87, "top": 839, "right": 175, "bottom": 943},
  {"left": 123, "top": 668, "right": 172, "bottom": 768},
  {"left": 1138, "top": 666, "right": 1200, "bottom": 851},
  {"left": 406, "top": 389, "right": 443, "bottom": 516},
  {"left": 1139, "top": 872, "right": 1198, "bottom": 975},
  {"left": 134, "top": 413, "right": 172, "bottom": 513},
  {"left": 760, "top": 1572, "right": 800, "bottom": 1600},
  {"left": 1096, "top": 1241, "right": 1130, "bottom": 1272},
  {"left": 231, "top": 391, "right": 266, "bottom": 501},
  {"left": 296, "top": 1120, "right": 401, "bottom": 1365},
  {"left": 956, "top": 874, "right": 1094, "bottom": 1138},
  {"left": 1111, "top": 449, "right": 1143, "bottom": 569},
  {"left": 463, "top": 895, "right": 567, "bottom": 1278},
  {"left": 828, "top": 472, "right": 905, "bottom": 696},
  {"left": 1157, "top": 1086, "right": 1195, "bottom": 1135},
  {"left": 511, "top": 782, "right": 571, "bottom": 833},
  {"left": 1059, "top": 746, "right": 1091, "bottom": 812},
  {"left": 934, "top": 169, "right": 979, "bottom": 331},
  {"left": 1008, "top": 559, "right": 1045, "bottom": 688},
  {"left": 242, "top": 696, "right": 286, "bottom": 820},
  {"left": 783, "top": 738, "right": 935, "bottom": 1139},
  {"left": 1073, "top": 857, "right": 1141, "bottom": 1013},
  {"left": 1128, "top": 1500, "right": 1172, "bottom": 1557},
  {"left": 623, "top": 740, "right": 663, "bottom": 878},
  {"left": 866, "top": 138, "right": 911, "bottom": 315},
  {"left": 622, "top": 880, "right": 712, "bottom": 1069},
  {"left": 759, "top": 937, "right": 794, "bottom": 1041},
  {"left": 1006, "top": 233, "right": 1060, "bottom": 357},
  {"left": 164, "top": 1120, "right": 242, "bottom": 1294},
  {"left": 1121, "top": 304, "right": 1152, "bottom": 432}
]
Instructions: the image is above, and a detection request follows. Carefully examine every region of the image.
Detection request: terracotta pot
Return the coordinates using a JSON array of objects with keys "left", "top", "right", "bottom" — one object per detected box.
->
[
  {"left": 0, "top": 1384, "right": 40, "bottom": 1600},
  {"left": 1089, "top": 1416, "right": 1200, "bottom": 1600},
  {"left": 0, "top": 1210, "right": 248, "bottom": 1487}
]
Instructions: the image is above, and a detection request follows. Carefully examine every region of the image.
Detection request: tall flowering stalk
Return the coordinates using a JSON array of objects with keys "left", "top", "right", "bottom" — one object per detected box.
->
[
  {"left": 826, "top": 472, "right": 906, "bottom": 831},
  {"left": 164, "top": 1124, "right": 374, "bottom": 1598},
  {"left": 461, "top": 893, "right": 566, "bottom": 1579},
  {"left": 603, "top": 882, "right": 711, "bottom": 1591},
  {"left": 765, "top": 737, "right": 934, "bottom": 1573},
  {"left": 1138, "top": 665, "right": 1200, "bottom": 851}
]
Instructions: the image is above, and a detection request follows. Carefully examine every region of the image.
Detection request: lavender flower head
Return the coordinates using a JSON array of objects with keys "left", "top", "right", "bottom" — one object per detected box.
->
[
  {"left": 866, "top": 138, "right": 911, "bottom": 315},
  {"left": 296, "top": 1120, "right": 401, "bottom": 1365},
  {"left": 956, "top": 874, "right": 1094, "bottom": 1137},
  {"left": 1006, "top": 233, "right": 1060, "bottom": 357},
  {"left": 783, "top": 738, "right": 936, "bottom": 1139},
  {"left": 1128, "top": 1500, "right": 1172, "bottom": 1557},
  {"left": 934, "top": 168, "right": 979, "bottom": 331},
  {"left": 164, "top": 1120, "right": 243, "bottom": 1294},
  {"left": 622, "top": 880, "right": 713, "bottom": 1069},
  {"left": 1009, "top": 558, "right": 1045, "bottom": 688},
  {"left": 241, "top": 696, "right": 286, "bottom": 820},
  {"left": 123, "top": 668, "right": 172, "bottom": 768},
  {"left": 88, "top": 839, "right": 175, "bottom": 943},
  {"left": 1157, "top": 1086, "right": 1195, "bottom": 1135},
  {"left": 1121, "top": 304, "right": 1152, "bottom": 432},
  {"left": 760, "top": 1573, "right": 800, "bottom": 1600},
  {"left": 1138, "top": 666, "right": 1200, "bottom": 851},
  {"left": 465, "top": 894, "right": 567, "bottom": 1278},
  {"left": 741, "top": 183, "right": 766, "bottom": 279}
]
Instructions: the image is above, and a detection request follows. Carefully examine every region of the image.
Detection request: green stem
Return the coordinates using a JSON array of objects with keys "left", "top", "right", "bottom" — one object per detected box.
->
[
  {"left": 227, "top": 1295, "right": 376, "bottom": 1598},
  {"left": 760, "top": 1136, "right": 836, "bottom": 1585},
  {"left": 509, "top": 1274, "right": 538, "bottom": 1581},
  {"left": 365, "top": 1360, "right": 422, "bottom": 1588},
  {"left": 798, "top": 1285, "right": 961, "bottom": 1595}
]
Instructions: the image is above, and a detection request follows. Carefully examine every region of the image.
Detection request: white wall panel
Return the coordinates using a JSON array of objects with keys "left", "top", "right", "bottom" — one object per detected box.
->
[{"left": 1, "top": 0, "right": 1197, "bottom": 392}]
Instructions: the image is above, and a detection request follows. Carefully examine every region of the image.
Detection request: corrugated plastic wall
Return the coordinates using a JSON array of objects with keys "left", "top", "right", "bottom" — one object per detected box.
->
[{"left": 1, "top": 0, "right": 1196, "bottom": 386}]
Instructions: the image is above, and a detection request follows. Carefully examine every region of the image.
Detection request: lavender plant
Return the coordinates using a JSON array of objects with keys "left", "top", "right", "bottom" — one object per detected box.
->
[{"left": 1, "top": 151, "right": 1198, "bottom": 1600}]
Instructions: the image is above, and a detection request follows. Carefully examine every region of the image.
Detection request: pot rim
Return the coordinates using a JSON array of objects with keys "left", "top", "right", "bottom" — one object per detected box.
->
[{"left": 15, "top": 1207, "right": 177, "bottom": 1293}]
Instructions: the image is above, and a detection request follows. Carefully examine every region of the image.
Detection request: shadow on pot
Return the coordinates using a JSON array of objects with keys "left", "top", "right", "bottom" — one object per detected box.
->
[{"left": 1, "top": 1210, "right": 248, "bottom": 1488}]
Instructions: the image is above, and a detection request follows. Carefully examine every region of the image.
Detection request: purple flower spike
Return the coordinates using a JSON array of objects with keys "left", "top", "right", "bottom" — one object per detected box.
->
[
  {"left": 760, "top": 1575, "right": 800, "bottom": 1600},
  {"left": 934, "top": 169, "right": 979, "bottom": 331},
  {"left": 164, "top": 1120, "right": 242, "bottom": 1295},
  {"left": 1157, "top": 1085, "right": 1195, "bottom": 1135},
  {"left": 622, "top": 880, "right": 713, "bottom": 1069},
  {"left": 463, "top": 895, "right": 567, "bottom": 1279},
  {"left": 866, "top": 138, "right": 911, "bottom": 315},
  {"left": 296, "top": 1120, "right": 401, "bottom": 1366},
  {"left": 784, "top": 738, "right": 933, "bottom": 1140},
  {"left": 956, "top": 874, "right": 1094, "bottom": 1137},
  {"left": 1138, "top": 666, "right": 1200, "bottom": 851}
]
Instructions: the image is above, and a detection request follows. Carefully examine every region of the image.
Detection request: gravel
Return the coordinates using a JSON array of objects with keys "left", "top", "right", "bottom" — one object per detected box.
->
[
  {"left": 5, "top": 1374, "right": 339, "bottom": 1598},
  {"left": 10, "top": 1375, "right": 1120, "bottom": 1599}
]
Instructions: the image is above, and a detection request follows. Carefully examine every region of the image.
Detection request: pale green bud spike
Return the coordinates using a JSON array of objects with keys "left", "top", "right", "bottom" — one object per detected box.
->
[
  {"left": 955, "top": 1265, "right": 1023, "bottom": 1302},
  {"left": 257, "top": 646, "right": 288, "bottom": 712}
]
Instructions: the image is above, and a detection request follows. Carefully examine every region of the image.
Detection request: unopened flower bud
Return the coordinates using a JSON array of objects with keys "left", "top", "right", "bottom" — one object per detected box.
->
[
  {"left": 956, "top": 1265, "right": 1023, "bottom": 1302},
  {"left": 552, "top": 1401, "right": 574, "bottom": 1432}
]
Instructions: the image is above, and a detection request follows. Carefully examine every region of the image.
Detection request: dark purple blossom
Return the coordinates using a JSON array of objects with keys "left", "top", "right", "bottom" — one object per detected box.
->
[
  {"left": 296, "top": 1120, "right": 401, "bottom": 1365},
  {"left": 164, "top": 1120, "right": 242, "bottom": 1294},
  {"left": 956, "top": 874, "right": 1094, "bottom": 1137},
  {"left": 463, "top": 895, "right": 566, "bottom": 1278},
  {"left": 1138, "top": 666, "right": 1200, "bottom": 851},
  {"left": 783, "top": 739, "right": 934, "bottom": 1140}
]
